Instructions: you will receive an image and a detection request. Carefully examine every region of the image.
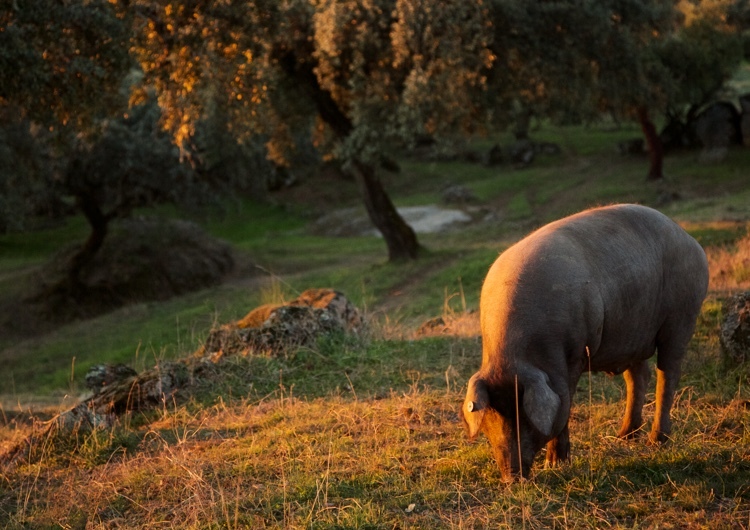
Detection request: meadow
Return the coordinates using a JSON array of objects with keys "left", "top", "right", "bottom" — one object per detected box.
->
[{"left": 1, "top": 123, "right": 750, "bottom": 528}]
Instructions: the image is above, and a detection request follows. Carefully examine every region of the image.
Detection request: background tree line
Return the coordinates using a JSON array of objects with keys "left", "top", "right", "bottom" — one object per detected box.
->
[{"left": 1, "top": 0, "right": 749, "bottom": 267}]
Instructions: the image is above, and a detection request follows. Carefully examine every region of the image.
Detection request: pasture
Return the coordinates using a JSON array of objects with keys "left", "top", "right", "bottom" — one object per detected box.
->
[{"left": 1, "top": 124, "right": 750, "bottom": 528}]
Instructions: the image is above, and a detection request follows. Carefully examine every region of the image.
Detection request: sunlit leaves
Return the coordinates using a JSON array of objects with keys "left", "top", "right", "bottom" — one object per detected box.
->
[
  {"left": 0, "top": 0, "right": 131, "bottom": 131},
  {"left": 392, "top": 0, "right": 493, "bottom": 137},
  {"left": 127, "top": 0, "right": 492, "bottom": 162}
]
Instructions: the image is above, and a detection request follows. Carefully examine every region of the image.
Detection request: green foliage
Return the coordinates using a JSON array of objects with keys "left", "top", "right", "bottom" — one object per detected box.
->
[
  {"left": 65, "top": 98, "right": 199, "bottom": 222},
  {"left": 487, "top": 0, "right": 680, "bottom": 126},
  {"left": 0, "top": 115, "right": 58, "bottom": 233},
  {"left": 128, "top": 0, "right": 493, "bottom": 164},
  {"left": 0, "top": 0, "right": 131, "bottom": 130},
  {"left": 659, "top": 18, "right": 744, "bottom": 118}
]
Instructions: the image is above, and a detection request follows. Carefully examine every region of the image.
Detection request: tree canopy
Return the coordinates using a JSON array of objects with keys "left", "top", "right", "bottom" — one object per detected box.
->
[
  {"left": 125, "top": 0, "right": 496, "bottom": 260},
  {"left": 0, "top": 0, "right": 212, "bottom": 297},
  {"left": 0, "top": 0, "right": 131, "bottom": 131},
  {"left": 1, "top": 0, "right": 747, "bottom": 260}
]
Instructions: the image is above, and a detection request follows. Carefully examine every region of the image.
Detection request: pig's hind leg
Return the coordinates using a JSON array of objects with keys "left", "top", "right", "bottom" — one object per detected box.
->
[
  {"left": 617, "top": 359, "right": 651, "bottom": 439},
  {"left": 650, "top": 314, "right": 700, "bottom": 444},
  {"left": 545, "top": 421, "right": 570, "bottom": 468}
]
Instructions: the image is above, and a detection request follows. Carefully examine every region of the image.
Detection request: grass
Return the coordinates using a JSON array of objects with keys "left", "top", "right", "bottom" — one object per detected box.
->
[
  {"left": 707, "top": 231, "right": 750, "bottom": 291},
  {"left": 3, "top": 336, "right": 748, "bottom": 528},
  {"left": 2, "top": 122, "right": 750, "bottom": 528}
]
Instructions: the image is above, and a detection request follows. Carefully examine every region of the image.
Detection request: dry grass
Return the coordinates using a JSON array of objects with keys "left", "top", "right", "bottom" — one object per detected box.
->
[
  {"left": 3, "top": 223, "right": 750, "bottom": 528},
  {"left": 707, "top": 230, "right": 750, "bottom": 292},
  {"left": 2, "top": 379, "right": 749, "bottom": 529},
  {"left": 2, "top": 306, "right": 750, "bottom": 529}
]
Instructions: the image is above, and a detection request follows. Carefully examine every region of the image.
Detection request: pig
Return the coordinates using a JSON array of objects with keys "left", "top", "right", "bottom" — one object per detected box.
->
[{"left": 462, "top": 204, "right": 708, "bottom": 482}]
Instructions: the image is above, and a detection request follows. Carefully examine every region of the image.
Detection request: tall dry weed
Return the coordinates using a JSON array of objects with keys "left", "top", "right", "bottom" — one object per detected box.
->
[{"left": 707, "top": 232, "right": 750, "bottom": 292}]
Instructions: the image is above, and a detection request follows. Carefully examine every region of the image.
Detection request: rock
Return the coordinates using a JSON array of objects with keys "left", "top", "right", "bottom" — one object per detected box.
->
[
  {"left": 202, "top": 288, "right": 364, "bottom": 358},
  {"left": 695, "top": 101, "right": 742, "bottom": 162},
  {"left": 312, "top": 205, "right": 472, "bottom": 237},
  {"left": 508, "top": 139, "right": 535, "bottom": 167},
  {"left": 311, "top": 207, "right": 375, "bottom": 237},
  {"left": 428, "top": 148, "right": 482, "bottom": 163},
  {"left": 660, "top": 118, "right": 693, "bottom": 151},
  {"left": 3, "top": 360, "right": 189, "bottom": 464},
  {"left": 30, "top": 217, "right": 235, "bottom": 322},
  {"left": 720, "top": 292, "right": 750, "bottom": 366},
  {"left": 236, "top": 303, "right": 280, "bottom": 329},
  {"left": 534, "top": 142, "right": 562, "bottom": 156},
  {"left": 85, "top": 364, "right": 138, "bottom": 395},
  {"left": 441, "top": 184, "right": 478, "bottom": 204},
  {"left": 656, "top": 190, "right": 681, "bottom": 206},
  {"left": 699, "top": 147, "right": 729, "bottom": 164},
  {"left": 394, "top": 206, "right": 471, "bottom": 234}
]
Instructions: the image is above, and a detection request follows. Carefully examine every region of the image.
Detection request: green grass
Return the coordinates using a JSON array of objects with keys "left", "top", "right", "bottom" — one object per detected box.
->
[
  {"left": 2, "top": 122, "right": 750, "bottom": 528},
  {"left": 0, "top": 216, "right": 89, "bottom": 267}
]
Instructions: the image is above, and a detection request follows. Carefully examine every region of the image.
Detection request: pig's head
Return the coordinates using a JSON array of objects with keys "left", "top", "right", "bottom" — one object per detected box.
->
[{"left": 461, "top": 366, "right": 561, "bottom": 482}]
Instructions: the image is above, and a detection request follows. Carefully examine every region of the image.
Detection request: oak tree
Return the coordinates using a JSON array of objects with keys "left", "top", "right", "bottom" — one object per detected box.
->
[
  {"left": 1, "top": 1, "right": 203, "bottom": 291},
  {"left": 126, "top": 0, "right": 493, "bottom": 261}
]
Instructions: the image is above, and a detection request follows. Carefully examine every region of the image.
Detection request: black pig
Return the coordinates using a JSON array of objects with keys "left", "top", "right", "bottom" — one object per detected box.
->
[{"left": 462, "top": 204, "right": 708, "bottom": 481}]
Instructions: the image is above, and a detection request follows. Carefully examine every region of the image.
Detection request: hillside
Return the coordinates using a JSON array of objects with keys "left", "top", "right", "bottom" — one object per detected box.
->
[{"left": 1, "top": 124, "right": 750, "bottom": 528}]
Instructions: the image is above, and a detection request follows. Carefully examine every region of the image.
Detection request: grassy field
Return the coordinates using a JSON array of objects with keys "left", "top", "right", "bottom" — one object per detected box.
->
[{"left": 1, "top": 123, "right": 750, "bottom": 528}]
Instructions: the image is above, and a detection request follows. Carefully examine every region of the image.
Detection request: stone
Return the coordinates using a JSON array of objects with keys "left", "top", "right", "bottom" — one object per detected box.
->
[
  {"left": 508, "top": 139, "right": 535, "bottom": 167},
  {"left": 85, "top": 363, "right": 138, "bottom": 395},
  {"left": 695, "top": 101, "right": 742, "bottom": 162},
  {"left": 417, "top": 316, "right": 447, "bottom": 336},
  {"left": 202, "top": 288, "right": 364, "bottom": 358},
  {"left": 441, "top": 184, "right": 478, "bottom": 204},
  {"left": 720, "top": 292, "right": 750, "bottom": 366},
  {"left": 534, "top": 142, "right": 562, "bottom": 156}
]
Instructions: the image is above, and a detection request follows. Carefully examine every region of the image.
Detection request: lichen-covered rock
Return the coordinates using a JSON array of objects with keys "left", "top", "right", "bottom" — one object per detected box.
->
[
  {"left": 720, "top": 292, "right": 750, "bottom": 365},
  {"left": 1, "top": 289, "right": 363, "bottom": 467},
  {"left": 2, "top": 360, "right": 190, "bottom": 465},
  {"left": 85, "top": 363, "right": 138, "bottom": 395},
  {"left": 202, "top": 288, "right": 364, "bottom": 359}
]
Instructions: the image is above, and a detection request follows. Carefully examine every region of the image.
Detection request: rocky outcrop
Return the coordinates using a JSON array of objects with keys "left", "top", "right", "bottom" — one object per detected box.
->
[
  {"left": 1, "top": 289, "right": 363, "bottom": 467},
  {"left": 720, "top": 292, "right": 750, "bottom": 366},
  {"left": 695, "top": 101, "right": 742, "bottom": 163},
  {"left": 200, "top": 288, "right": 364, "bottom": 360}
]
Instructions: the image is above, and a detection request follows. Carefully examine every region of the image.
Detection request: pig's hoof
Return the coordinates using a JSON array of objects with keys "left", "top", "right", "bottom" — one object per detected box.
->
[
  {"left": 647, "top": 431, "right": 671, "bottom": 445},
  {"left": 616, "top": 426, "right": 642, "bottom": 440},
  {"left": 544, "top": 447, "right": 570, "bottom": 468}
]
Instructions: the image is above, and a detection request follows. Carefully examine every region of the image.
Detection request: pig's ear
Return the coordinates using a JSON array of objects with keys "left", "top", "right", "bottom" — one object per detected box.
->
[
  {"left": 463, "top": 373, "right": 489, "bottom": 440},
  {"left": 521, "top": 367, "right": 561, "bottom": 437}
]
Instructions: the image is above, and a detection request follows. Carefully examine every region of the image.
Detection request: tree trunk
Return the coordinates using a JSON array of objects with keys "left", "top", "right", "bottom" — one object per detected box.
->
[
  {"left": 68, "top": 191, "right": 110, "bottom": 287},
  {"left": 636, "top": 106, "right": 664, "bottom": 181},
  {"left": 279, "top": 51, "right": 421, "bottom": 261},
  {"left": 352, "top": 160, "right": 420, "bottom": 261}
]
